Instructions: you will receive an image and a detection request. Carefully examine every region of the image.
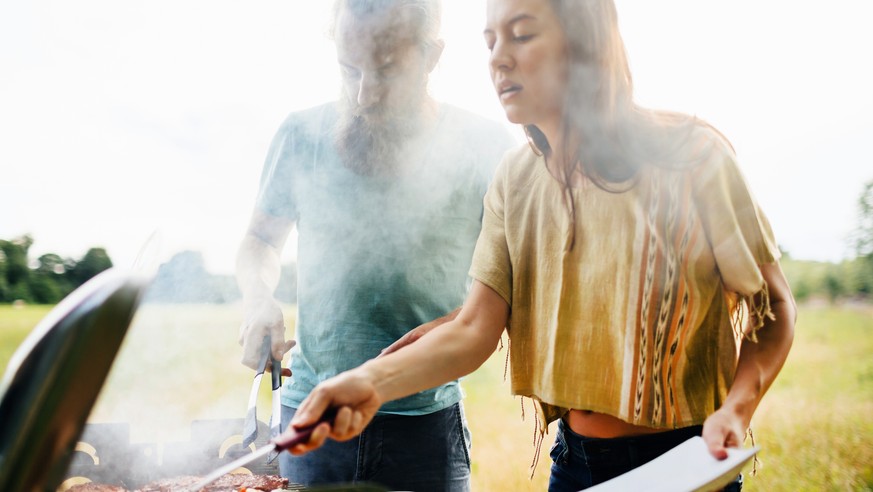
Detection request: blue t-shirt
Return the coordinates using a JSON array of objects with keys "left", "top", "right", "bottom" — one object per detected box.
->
[{"left": 256, "top": 102, "right": 515, "bottom": 414}]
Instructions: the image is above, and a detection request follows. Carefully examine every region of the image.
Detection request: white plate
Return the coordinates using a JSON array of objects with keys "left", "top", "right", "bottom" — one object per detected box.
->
[{"left": 586, "top": 436, "right": 758, "bottom": 492}]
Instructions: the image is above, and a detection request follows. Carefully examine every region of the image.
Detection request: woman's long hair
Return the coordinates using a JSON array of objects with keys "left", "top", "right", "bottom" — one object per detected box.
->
[{"left": 529, "top": 0, "right": 710, "bottom": 249}]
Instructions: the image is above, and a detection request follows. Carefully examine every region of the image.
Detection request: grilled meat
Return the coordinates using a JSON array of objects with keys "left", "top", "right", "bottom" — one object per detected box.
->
[{"left": 67, "top": 474, "right": 289, "bottom": 492}]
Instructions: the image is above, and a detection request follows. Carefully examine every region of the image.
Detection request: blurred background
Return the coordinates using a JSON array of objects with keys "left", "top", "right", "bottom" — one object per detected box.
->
[
  {"left": 1, "top": 1, "right": 871, "bottom": 490},
  {"left": 2, "top": 1, "right": 872, "bottom": 272}
]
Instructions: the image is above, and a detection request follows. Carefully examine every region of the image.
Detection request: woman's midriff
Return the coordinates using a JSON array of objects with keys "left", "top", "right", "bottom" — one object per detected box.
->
[{"left": 566, "top": 409, "right": 666, "bottom": 438}]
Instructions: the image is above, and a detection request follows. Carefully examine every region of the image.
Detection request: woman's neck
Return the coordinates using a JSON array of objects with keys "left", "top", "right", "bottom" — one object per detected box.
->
[{"left": 541, "top": 124, "right": 583, "bottom": 182}]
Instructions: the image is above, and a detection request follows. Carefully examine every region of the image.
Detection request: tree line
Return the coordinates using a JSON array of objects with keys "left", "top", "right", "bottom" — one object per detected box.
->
[
  {"left": 1, "top": 234, "right": 868, "bottom": 306},
  {"left": 774, "top": 180, "right": 873, "bottom": 304},
  {"left": 0, "top": 236, "right": 295, "bottom": 305},
  {"left": 2, "top": 180, "right": 871, "bottom": 305},
  {"left": 141, "top": 249, "right": 296, "bottom": 304},
  {"left": 0, "top": 235, "right": 113, "bottom": 304},
  {"left": 781, "top": 253, "right": 872, "bottom": 304}
]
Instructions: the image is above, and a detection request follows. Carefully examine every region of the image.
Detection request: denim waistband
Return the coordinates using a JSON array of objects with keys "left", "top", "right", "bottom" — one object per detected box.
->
[
  {"left": 551, "top": 421, "right": 743, "bottom": 490},
  {"left": 564, "top": 421, "right": 703, "bottom": 453},
  {"left": 557, "top": 420, "right": 703, "bottom": 479}
]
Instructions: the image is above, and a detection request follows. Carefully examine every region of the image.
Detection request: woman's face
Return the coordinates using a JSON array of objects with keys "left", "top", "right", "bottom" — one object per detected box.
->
[{"left": 484, "top": 0, "right": 569, "bottom": 133}]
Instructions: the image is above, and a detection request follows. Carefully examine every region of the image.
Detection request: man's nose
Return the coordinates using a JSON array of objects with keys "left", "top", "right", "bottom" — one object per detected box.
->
[{"left": 357, "top": 74, "right": 381, "bottom": 109}]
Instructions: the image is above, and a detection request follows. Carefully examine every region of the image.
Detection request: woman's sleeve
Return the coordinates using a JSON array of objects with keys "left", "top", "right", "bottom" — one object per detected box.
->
[
  {"left": 692, "top": 145, "right": 781, "bottom": 338},
  {"left": 469, "top": 155, "right": 513, "bottom": 306}
]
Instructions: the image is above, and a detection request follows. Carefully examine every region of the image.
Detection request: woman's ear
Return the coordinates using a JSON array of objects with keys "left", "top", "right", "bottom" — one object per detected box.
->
[{"left": 425, "top": 39, "right": 445, "bottom": 73}]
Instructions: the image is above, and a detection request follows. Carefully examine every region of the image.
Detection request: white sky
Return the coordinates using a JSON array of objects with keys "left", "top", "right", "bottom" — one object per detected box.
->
[{"left": 2, "top": 1, "right": 871, "bottom": 274}]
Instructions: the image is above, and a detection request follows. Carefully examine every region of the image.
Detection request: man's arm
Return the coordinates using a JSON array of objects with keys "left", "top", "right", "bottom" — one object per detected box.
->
[
  {"left": 236, "top": 209, "right": 297, "bottom": 369},
  {"left": 702, "top": 261, "right": 796, "bottom": 458}
]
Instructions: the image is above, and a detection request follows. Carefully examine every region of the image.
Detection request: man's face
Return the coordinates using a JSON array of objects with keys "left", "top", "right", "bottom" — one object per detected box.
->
[
  {"left": 333, "top": 6, "right": 437, "bottom": 175},
  {"left": 334, "top": 7, "right": 431, "bottom": 125}
]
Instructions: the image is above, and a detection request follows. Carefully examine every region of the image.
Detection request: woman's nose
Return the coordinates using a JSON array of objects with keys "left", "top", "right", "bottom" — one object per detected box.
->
[{"left": 489, "top": 40, "right": 514, "bottom": 72}]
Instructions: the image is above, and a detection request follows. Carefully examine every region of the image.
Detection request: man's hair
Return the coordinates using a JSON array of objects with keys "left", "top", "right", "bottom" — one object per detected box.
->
[{"left": 328, "top": 0, "right": 442, "bottom": 51}]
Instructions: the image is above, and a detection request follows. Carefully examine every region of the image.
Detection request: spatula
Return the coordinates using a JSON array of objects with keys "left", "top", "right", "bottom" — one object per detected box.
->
[{"left": 189, "top": 408, "right": 338, "bottom": 492}]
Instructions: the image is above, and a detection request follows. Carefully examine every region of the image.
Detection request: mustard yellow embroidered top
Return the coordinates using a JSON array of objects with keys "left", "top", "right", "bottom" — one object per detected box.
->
[{"left": 468, "top": 128, "right": 780, "bottom": 432}]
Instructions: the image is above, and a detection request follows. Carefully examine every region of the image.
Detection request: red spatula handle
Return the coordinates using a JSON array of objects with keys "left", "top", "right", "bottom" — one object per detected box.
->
[{"left": 272, "top": 407, "right": 339, "bottom": 451}]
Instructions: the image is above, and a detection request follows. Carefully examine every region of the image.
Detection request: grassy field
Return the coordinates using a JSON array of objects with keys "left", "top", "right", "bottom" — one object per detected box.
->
[{"left": 1, "top": 302, "right": 871, "bottom": 490}]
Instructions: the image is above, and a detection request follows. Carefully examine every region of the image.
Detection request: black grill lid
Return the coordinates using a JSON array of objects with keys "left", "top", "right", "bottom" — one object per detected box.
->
[{"left": 0, "top": 268, "right": 150, "bottom": 492}]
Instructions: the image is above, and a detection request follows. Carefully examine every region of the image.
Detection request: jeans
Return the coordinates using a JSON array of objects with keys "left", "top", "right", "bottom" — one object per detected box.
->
[
  {"left": 548, "top": 420, "right": 743, "bottom": 491},
  {"left": 279, "top": 402, "right": 472, "bottom": 492}
]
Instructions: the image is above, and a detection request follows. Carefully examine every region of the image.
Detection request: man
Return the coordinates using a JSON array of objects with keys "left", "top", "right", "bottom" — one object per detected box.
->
[{"left": 235, "top": 0, "right": 514, "bottom": 490}]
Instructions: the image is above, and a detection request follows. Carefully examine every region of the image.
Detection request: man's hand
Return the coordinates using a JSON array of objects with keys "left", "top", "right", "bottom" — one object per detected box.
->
[
  {"left": 379, "top": 323, "right": 434, "bottom": 357},
  {"left": 239, "top": 297, "right": 296, "bottom": 370},
  {"left": 285, "top": 368, "right": 382, "bottom": 455},
  {"left": 379, "top": 307, "right": 461, "bottom": 357},
  {"left": 701, "top": 406, "right": 748, "bottom": 460}
]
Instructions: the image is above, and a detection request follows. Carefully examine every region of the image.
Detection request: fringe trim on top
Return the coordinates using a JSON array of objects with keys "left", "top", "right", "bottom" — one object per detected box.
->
[
  {"left": 496, "top": 330, "right": 510, "bottom": 382},
  {"left": 746, "top": 427, "right": 760, "bottom": 476},
  {"left": 503, "top": 349, "right": 511, "bottom": 382},
  {"left": 507, "top": 339, "right": 547, "bottom": 479},
  {"left": 730, "top": 280, "right": 775, "bottom": 343},
  {"left": 518, "top": 396, "right": 550, "bottom": 480},
  {"left": 504, "top": 334, "right": 548, "bottom": 480},
  {"left": 530, "top": 415, "right": 545, "bottom": 480},
  {"left": 732, "top": 283, "right": 768, "bottom": 479}
]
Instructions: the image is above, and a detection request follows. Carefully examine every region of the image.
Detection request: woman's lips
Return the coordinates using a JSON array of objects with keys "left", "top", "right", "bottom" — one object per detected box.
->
[{"left": 497, "top": 82, "right": 522, "bottom": 101}]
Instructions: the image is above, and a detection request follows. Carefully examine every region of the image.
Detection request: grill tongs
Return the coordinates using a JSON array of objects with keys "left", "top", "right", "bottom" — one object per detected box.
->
[
  {"left": 188, "top": 408, "right": 338, "bottom": 492},
  {"left": 241, "top": 336, "right": 283, "bottom": 461}
]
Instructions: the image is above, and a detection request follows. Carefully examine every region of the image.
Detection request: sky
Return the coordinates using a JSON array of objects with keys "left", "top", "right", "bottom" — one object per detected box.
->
[{"left": 1, "top": 1, "right": 871, "bottom": 274}]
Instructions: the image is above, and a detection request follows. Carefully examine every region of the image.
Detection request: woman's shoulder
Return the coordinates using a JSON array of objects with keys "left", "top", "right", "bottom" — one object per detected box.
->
[
  {"left": 683, "top": 120, "right": 744, "bottom": 182},
  {"left": 690, "top": 118, "right": 736, "bottom": 160},
  {"left": 498, "top": 142, "right": 541, "bottom": 175},
  {"left": 649, "top": 114, "right": 737, "bottom": 175},
  {"left": 631, "top": 109, "right": 734, "bottom": 170}
]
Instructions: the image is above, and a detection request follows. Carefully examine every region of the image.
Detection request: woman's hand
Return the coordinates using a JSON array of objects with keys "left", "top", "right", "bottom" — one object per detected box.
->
[
  {"left": 286, "top": 368, "right": 383, "bottom": 455},
  {"left": 701, "top": 407, "right": 747, "bottom": 460},
  {"left": 704, "top": 262, "right": 796, "bottom": 460}
]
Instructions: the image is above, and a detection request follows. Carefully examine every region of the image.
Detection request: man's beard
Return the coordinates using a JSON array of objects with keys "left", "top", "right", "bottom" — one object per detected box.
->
[{"left": 335, "top": 96, "right": 425, "bottom": 176}]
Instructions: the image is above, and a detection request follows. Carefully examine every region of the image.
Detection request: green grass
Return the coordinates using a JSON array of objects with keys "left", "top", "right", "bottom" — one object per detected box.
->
[
  {"left": 748, "top": 306, "right": 873, "bottom": 491},
  {"left": 0, "top": 304, "right": 51, "bottom": 371},
  {"left": 1, "top": 303, "right": 871, "bottom": 490}
]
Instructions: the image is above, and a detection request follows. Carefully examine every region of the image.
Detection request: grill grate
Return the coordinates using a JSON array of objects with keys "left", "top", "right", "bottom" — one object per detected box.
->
[{"left": 62, "top": 419, "right": 285, "bottom": 490}]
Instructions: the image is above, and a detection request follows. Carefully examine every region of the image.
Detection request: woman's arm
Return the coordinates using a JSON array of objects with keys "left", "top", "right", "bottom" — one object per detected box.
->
[
  {"left": 702, "top": 261, "right": 796, "bottom": 458},
  {"left": 285, "top": 280, "right": 510, "bottom": 454}
]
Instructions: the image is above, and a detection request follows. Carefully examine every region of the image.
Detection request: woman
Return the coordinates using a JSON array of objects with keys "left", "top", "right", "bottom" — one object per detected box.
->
[{"left": 285, "top": 0, "right": 795, "bottom": 490}]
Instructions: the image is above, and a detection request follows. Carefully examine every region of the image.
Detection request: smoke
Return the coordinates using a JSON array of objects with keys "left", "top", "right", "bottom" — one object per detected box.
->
[
  {"left": 334, "top": 93, "right": 426, "bottom": 176},
  {"left": 86, "top": 303, "right": 267, "bottom": 466},
  {"left": 248, "top": 1, "right": 518, "bottom": 380},
  {"left": 63, "top": 1, "right": 514, "bottom": 480}
]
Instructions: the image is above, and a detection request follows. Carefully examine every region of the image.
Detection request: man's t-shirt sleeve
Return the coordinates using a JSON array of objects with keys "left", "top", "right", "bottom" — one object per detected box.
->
[{"left": 255, "top": 117, "right": 299, "bottom": 220}]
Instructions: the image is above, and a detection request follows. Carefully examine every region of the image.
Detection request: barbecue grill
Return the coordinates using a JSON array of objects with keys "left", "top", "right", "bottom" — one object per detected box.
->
[
  {"left": 0, "top": 269, "right": 149, "bottom": 491},
  {"left": 61, "top": 419, "right": 287, "bottom": 489},
  {"left": 0, "top": 269, "right": 387, "bottom": 491}
]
